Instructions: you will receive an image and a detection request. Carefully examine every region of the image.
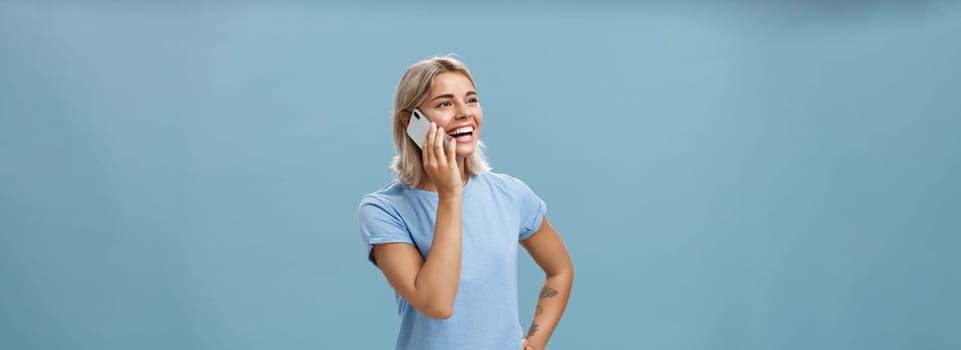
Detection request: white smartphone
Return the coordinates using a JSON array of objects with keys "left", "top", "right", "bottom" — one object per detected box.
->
[{"left": 407, "top": 108, "right": 449, "bottom": 152}]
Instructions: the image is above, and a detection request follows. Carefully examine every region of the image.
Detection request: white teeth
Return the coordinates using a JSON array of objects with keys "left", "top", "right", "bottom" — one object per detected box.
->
[{"left": 447, "top": 126, "right": 474, "bottom": 135}]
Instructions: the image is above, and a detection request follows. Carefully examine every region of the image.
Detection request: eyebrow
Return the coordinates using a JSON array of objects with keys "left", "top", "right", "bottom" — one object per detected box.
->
[{"left": 431, "top": 91, "right": 478, "bottom": 101}]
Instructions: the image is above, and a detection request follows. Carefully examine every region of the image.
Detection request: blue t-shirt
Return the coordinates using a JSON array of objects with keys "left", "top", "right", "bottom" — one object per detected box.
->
[{"left": 357, "top": 171, "right": 547, "bottom": 350}]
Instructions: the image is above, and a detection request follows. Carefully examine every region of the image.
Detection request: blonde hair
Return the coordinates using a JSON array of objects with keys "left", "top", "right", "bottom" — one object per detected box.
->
[{"left": 391, "top": 56, "right": 491, "bottom": 187}]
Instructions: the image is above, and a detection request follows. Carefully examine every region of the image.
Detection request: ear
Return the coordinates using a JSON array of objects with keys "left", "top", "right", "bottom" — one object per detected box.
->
[{"left": 400, "top": 110, "right": 412, "bottom": 129}]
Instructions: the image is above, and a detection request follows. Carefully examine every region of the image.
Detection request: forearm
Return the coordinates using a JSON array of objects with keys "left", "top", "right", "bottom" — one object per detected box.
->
[
  {"left": 524, "top": 272, "right": 573, "bottom": 349},
  {"left": 414, "top": 193, "right": 463, "bottom": 315}
]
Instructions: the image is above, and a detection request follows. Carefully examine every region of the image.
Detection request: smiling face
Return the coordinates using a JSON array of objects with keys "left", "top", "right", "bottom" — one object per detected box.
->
[{"left": 416, "top": 72, "right": 483, "bottom": 159}]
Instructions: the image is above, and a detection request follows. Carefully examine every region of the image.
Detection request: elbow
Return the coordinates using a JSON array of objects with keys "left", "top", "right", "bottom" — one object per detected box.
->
[
  {"left": 427, "top": 309, "right": 454, "bottom": 320},
  {"left": 412, "top": 294, "right": 455, "bottom": 319},
  {"left": 420, "top": 303, "right": 454, "bottom": 320},
  {"left": 546, "top": 262, "right": 575, "bottom": 281},
  {"left": 409, "top": 282, "right": 458, "bottom": 319}
]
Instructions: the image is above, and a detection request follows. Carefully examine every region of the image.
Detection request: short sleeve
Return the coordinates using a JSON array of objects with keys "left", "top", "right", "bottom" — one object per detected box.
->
[
  {"left": 357, "top": 196, "right": 414, "bottom": 268},
  {"left": 512, "top": 177, "right": 547, "bottom": 241}
]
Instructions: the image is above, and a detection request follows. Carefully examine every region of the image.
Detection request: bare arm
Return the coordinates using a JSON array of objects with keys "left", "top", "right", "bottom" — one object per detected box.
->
[
  {"left": 372, "top": 124, "right": 464, "bottom": 319},
  {"left": 371, "top": 193, "right": 461, "bottom": 319},
  {"left": 520, "top": 217, "right": 573, "bottom": 349}
]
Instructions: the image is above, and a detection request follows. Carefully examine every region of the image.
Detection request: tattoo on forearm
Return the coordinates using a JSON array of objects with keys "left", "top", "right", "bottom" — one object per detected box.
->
[
  {"left": 539, "top": 286, "right": 558, "bottom": 299},
  {"left": 536, "top": 305, "right": 544, "bottom": 316},
  {"left": 527, "top": 323, "right": 539, "bottom": 337}
]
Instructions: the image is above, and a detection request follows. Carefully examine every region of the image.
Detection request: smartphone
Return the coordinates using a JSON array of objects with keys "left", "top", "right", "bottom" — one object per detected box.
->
[{"left": 407, "top": 108, "right": 449, "bottom": 152}]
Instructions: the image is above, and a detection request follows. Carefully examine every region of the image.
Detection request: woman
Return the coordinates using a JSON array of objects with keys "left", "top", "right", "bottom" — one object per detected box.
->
[{"left": 357, "top": 56, "right": 573, "bottom": 350}]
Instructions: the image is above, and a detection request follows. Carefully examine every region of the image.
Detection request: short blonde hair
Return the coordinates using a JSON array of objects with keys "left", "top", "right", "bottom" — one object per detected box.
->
[{"left": 391, "top": 56, "right": 491, "bottom": 187}]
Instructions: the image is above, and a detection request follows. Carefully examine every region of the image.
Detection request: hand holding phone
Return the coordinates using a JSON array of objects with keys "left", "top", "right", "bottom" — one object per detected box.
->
[
  {"left": 407, "top": 108, "right": 449, "bottom": 152},
  {"left": 408, "top": 108, "right": 461, "bottom": 193}
]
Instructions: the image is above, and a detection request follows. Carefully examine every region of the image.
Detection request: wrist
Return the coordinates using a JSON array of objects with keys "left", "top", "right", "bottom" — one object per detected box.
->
[{"left": 437, "top": 190, "right": 463, "bottom": 200}]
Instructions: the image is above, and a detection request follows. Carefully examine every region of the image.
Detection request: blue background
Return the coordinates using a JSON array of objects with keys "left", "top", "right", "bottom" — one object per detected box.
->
[{"left": 2, "top": 1, "right": 959, "bottom": 349}]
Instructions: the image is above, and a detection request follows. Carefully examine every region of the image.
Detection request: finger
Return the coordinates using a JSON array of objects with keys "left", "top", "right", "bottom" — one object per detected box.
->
[
  {"left": 434, "top": 126, "right": 445, "bottom": 164},
  {"left": 447, "top": 138, "right": 456, "bottom": 165},
  {"left": 422, "top": 139, "right": 431, "bottom": 165},
  {"left": 423, "top": 122, "right": 435, "bottom": 163}
]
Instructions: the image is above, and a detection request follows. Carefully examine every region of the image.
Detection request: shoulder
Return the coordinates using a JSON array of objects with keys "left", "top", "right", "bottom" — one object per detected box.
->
[
  {"left": 358, "top": 180, "right": 409, "bottom": 214},
  {"left": 481, "top": 171, "right": 517, "bottom": 183},
  {"left": 475, "top": 171, "right": 534, "bottom": 196}
]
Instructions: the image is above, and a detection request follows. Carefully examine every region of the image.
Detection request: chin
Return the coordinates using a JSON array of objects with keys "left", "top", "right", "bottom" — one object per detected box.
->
[{"left": 454, "top": 143, "right": 476, "bottom": 159}]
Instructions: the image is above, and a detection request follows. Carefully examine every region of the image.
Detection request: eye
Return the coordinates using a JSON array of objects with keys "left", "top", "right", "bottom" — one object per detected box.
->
[
  {"left": 436, "top": 101, "right": 452, "bottom": 108},
  {"left": 467, "top": 97, "right": 479, "bottom": 104}
]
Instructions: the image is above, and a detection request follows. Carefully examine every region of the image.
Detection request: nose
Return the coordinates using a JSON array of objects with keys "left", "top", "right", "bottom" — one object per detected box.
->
[{"left": 454, "top": 103, "right": 470, "bottom": 119}]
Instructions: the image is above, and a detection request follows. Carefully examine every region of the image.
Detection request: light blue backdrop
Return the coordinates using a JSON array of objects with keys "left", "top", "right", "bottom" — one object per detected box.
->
[{"left": 2, "top": 1, "right": 959, "bottom": 349}]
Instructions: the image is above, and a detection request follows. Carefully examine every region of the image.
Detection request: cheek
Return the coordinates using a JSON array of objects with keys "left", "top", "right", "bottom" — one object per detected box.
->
[{"left": 433, "top": 113, "right": 456, "bottom": 126}]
